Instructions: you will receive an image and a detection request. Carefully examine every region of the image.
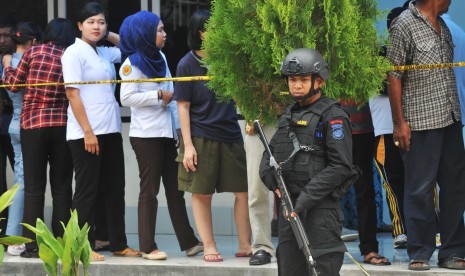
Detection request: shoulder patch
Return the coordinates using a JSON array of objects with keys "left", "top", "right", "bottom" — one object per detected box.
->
[
  {"left": 331, "top": 123, "right": 344, "bottom": 140},
  {"left": 122, "top": 65, "right": 132, "bottom": 76},
  {"left": 330, "top": 119, "right": 343, "bottom": 126},
  {"left": 296, "top": 120, "right": 308, "bottom": 126}
]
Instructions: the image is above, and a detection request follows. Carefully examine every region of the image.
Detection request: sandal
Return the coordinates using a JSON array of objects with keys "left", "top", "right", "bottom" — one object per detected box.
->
[
  {"left": 408, "top": 260, "right": 430, "bottom": 271},
  {"left": 363, "top": 255, "right": 391, "bottom": 266},
  {"left": 438, "top": 256, "right": 465, "bottom": 270},
  {"left": 112, "top": 247, "right": 142, "bottom": 257},
  {"left": 203, "top": 252, "right": 223, "bottom": 262},
  {"left": 91, "top": 251, "right": 105, "bottom": 262},
  {"left": 235, "top": 252, "right": 253, "bottom": 257}
]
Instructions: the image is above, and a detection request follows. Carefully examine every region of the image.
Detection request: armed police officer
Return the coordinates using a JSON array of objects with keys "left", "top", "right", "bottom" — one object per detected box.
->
[{"left": 259, "top": 48, "right": 355, "bottom": 275}]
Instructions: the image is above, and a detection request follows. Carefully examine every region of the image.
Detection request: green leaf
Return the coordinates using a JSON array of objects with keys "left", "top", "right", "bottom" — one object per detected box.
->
[
  {"left": 62, "top": 210, "right": 81, "bottom": 275},
  {"left": 0, "top": 184, "right": 19, "bottom": 213},
  {"left": 79, "top": 239, "right": 92, "bottom": 272},
  {"left": 61, "top": 243, "right": 73, "bottom": 276},
  {"left": 0, "top": 236, "right": 33, "bottom": 245},
  {"left": 0, "top": 244, "right": 4, "bottom": 268},
  {"left": 34, "top": 219, "right": 64, "bottom": 258},
  {"left": 57, "top": 236, "right": 65, "bottom": 247},
  {"left": 21, "top": 223, "right": 42, "bottom": 235},
  {"left": 38, "top": 243, "right": 58, "bottom": 276}
]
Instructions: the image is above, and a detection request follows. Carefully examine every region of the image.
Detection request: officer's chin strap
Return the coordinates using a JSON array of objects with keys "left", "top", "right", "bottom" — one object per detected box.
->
[{"left": 292, "top": 75, "right": 318, "bottom": 103}]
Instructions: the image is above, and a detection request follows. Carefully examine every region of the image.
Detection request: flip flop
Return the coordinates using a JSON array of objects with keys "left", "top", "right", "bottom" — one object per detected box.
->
[
  {"left": 438, "top": 256, "right": 465, "bottom": 270},
  {"left": 112, "top": 247, "right": 142, "bottom": 257},
  {"left": 363, "top": 255, "right": 391, "bottom": 266},
  {"left": 235, "top": 252, "right": 253, "bottom": 257},
  {"left": 408, "top": 260, "right": 430, "bottom": 271},
  {"left": 203, "top": 253, "right": 223, "bottom": 262}
]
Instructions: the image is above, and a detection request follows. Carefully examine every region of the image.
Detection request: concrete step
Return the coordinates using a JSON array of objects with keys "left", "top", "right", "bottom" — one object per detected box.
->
[{"left": 2, "top": 254, "right": 465, "bottom": 276}]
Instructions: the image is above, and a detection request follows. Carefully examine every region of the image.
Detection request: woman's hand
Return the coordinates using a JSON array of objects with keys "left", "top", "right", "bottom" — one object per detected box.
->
[
  {"left": 84, "top": 131, "right": 99, "bottom": 155},
  {"left": 183, "top": 144, "right": 197, "bottom": 172},
  {"left": 161, "top": 90, "right": 173, "bottom": 105}
]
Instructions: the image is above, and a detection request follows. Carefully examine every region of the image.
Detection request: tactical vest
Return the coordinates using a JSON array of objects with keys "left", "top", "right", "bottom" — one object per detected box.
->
[{"left": 272, "top": 97, "right": 338, "bottom": 193}]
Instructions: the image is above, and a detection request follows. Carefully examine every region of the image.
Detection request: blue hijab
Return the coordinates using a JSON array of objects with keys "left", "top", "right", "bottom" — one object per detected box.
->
[{"left": 119, "top": 11, "right": 166, "bottom": 78}]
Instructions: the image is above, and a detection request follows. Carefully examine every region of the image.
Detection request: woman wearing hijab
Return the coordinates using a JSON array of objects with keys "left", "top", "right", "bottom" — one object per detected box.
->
[{"left": 119, "top": 11, "right": 203, "bottom": 261}]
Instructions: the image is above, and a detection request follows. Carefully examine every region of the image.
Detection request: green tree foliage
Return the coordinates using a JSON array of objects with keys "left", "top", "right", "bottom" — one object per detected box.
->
[{"left": 205, "top": 0, "right": 391, "bottom": 124}]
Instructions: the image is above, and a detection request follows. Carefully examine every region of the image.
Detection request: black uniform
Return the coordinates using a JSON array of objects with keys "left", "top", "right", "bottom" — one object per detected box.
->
[{"left": 259, "top": 94, "right": 354, "bottom": 276}]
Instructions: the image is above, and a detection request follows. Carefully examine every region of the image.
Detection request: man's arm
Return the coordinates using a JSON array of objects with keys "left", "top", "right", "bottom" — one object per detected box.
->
[{"left": 388, "top": 76, "right": 410, "bottom": 151}]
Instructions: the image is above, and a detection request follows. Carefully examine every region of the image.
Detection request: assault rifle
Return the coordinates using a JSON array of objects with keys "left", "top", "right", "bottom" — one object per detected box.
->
[{"left": 254, "top": 120, "right": 318, "bottom": 276}]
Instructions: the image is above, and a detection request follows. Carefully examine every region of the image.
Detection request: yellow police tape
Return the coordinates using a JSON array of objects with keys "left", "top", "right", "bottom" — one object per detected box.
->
[
  {"left": 0, "top": 76, "right": 211, "bottom": 88},
  {"left": 1, "top": 62, "right": 464, "bottom": 89},
  {"left": 345, "top": 252, "right": 371, "bottom": 276},
  {"left": 392, "top": 61, "right": 465, "bottom": 71}
]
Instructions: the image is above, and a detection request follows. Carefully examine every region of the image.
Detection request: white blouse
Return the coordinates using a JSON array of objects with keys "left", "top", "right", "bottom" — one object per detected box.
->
[
  {"left": 119, "top": 53, "right": 176, "bottom": 138},
  {"left": 61, "top": 38, "right": 122, "bottom": 140}
]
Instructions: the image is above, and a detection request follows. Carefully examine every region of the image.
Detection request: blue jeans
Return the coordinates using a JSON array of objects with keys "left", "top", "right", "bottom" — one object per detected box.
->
[{"left": 6, "top": 133, "right": 24, "bottom": 236}]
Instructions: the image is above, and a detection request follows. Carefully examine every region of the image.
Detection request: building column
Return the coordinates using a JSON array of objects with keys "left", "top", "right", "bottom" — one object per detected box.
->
[
  {"left": 47, "top": 0, "right": 66, "bottom": 22},
  {"left": 141, "top": 0, "right": 161, "bottom": 15}
]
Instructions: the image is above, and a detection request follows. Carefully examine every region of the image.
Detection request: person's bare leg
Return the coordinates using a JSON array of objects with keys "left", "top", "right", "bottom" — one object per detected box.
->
[
  {"left": 234, "top": 192, "right": 252, "bottom": 254},
  {"left": 192, "top": 193, "right": 222, "bottom": 261}
]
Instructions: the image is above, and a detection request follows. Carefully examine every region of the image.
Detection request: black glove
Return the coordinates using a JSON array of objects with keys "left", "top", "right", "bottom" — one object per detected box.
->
[{"left": 261, "top": 172, "right": 278, "bottom": 191}]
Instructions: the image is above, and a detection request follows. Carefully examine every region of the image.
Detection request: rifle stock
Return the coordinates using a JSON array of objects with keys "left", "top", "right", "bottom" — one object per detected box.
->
[{"left": 254, "top": 120, "right": 318, "bottom": 276}]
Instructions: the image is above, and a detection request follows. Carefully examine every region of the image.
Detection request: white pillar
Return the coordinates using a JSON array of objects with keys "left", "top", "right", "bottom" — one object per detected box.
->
[
  {"left": 58, "top": 0, "right": 66, "bottom": 18},
  {"left": 47, "top": 0, "right": 66, "bottom": 21},
  {"left": 47, "top": 0, "right": 54, "bottom": 22},
  {"left": 152, "top": 0, "right": 160, "bottom": 15},
  {"left": 140, "top": 0, "right": 148, "bottom": 10},
  {"left": 141, "top": 0, "right": 161, "bottom": 15}
]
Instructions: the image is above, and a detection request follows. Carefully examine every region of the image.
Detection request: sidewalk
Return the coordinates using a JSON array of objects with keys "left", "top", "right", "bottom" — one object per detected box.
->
[{"left": 1, "top": 233, "right": 462, "bottom": 275}]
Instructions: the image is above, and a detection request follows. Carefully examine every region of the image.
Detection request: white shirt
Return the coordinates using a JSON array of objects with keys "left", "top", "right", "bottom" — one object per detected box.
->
[
  {"left": 369, "top": 95, "right": 393, "bottom": 137},
  {"left": 61, "top": 38, "right": 122, "bottom": 140},
  {"left": 119, "top": 54, "right": 175, "bottom": 138}
]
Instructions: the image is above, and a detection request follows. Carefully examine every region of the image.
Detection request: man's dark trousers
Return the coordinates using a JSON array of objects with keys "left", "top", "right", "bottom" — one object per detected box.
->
[{"left": 401, "top": 121, "right": 465, "bottom": 262}]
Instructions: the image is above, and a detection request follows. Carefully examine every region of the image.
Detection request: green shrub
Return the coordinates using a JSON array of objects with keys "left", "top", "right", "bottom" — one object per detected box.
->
[
  {"left": 23, "top": 210, "right": 92, "bottom": 276},
  {"left": 0, "top": 184, "right": 33, "bottom": 266},
  {"left": 205, "top": 0, "right": 391, "bottom": 124}
]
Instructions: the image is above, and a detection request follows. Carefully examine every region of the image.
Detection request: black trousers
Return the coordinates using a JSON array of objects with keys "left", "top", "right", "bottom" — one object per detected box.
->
[
  {"left": 130, "top": 137, "right": 198, "bottom": 253},
  {"left": 401, "top": 122, "right": 465, "bottom": 261},
  {"left": 21, "top": 127, "right": 73, "bottom": 249},
  {"left": 374, "top": 134, "right": 406, "bottom": 237},
  {"left": 352, "top": 132, "right": 379, "bottom": 255},
  {"left": 0, "top": 134, "right": 14, "bottom": 235},
  {"left": 68, "top": 133, "right": 127, "bottom": 252},
  {"left": 277, "top": 195, "right": 345, "bottom": 276}
]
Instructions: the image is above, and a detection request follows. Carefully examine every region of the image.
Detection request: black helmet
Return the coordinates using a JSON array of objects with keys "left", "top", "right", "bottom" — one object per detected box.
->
[{"left": 280, "top": 48, "right": 330, "bottom": 80}]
